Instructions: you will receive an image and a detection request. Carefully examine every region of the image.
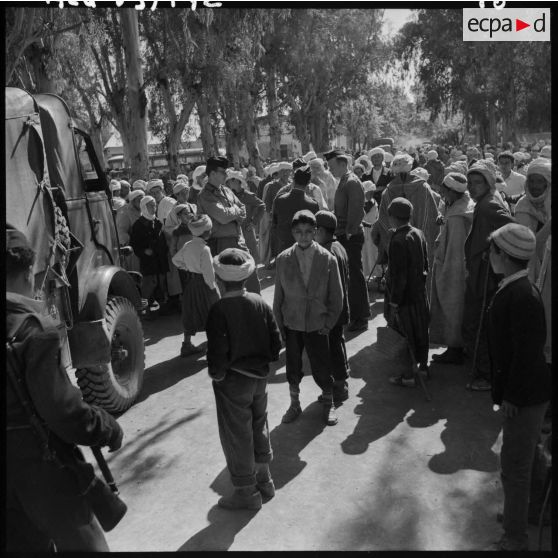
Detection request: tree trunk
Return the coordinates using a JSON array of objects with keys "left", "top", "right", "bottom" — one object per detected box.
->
[
  {"left": 266, "top": 69, "right": 282, "bottom": 161},
  {"left": 292, "top": 111, "right": 311, "bottom": 155},
  {"left": 89, "top": 119, "right": 106, "bottom": 169},
  {"left": 197, "top": 94, "right": 217, "bottom": 158},
  {"left": 308, "top": 106, "right": 330, "bottom": 153},
  {"left": 27, "top": 41, "right": 57, "bottom": 94},
  {"left": 241, "top": 88, "right": 264, "bottom": 176},
  {"left": 488, "top": 103, "right": 498, "bottom": 146},
  {"left": 121, "top": 9, "right": 148, "bottom": 182}
]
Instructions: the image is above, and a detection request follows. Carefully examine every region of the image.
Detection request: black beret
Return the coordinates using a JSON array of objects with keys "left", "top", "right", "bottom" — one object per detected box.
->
[
  {"left": 206, "top": 156, "right": 229, "bottom": 171},
  {"left": 388, "top": 197, "right": 413, "bottom": 220},
  {"left": 323, "top": 149, "right": 350, "bottom": 162},
  {"left": 315, "top": 210, "right": 337, "bottom": 231}
]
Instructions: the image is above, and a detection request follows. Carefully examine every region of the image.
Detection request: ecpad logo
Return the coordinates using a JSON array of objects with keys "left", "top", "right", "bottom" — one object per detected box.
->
[{"left": 463, "top": 8, "right": 550, "bottom": 41}]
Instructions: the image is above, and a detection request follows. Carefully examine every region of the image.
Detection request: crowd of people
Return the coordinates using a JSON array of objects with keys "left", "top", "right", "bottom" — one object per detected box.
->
[{"left": 6, "top": 137, "right": 552, "bottom": 551}]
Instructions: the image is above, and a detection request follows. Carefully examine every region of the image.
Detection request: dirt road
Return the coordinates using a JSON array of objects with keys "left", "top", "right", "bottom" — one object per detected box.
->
[{"left": 96, "top": 268, "right": 550, "bottom": 551}]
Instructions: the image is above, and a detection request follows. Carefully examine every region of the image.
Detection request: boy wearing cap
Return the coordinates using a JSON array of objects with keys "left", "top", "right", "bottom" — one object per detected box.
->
[
  {"left": 315, "top": 210, "right": 351, "bottom": 404},
  {"left": 486, "top": 223, "right": 550, "bottom": 551},
  {"left": 385, "top": 197, "right": 430, "bottom": 386},
  {"left": 274, "top": 210, "right": 343, "bottom": 425},
  {"left": 207, "top": 249, "right": 282, "bottom": 510}
]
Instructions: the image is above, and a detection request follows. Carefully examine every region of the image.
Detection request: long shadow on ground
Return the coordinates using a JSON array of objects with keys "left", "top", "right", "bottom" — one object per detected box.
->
[
  {"left": 135, "top": 354, "right": 208, "bottom": 404},
  {"left": 177, "top": 400, "right": 326, "bottom": 551},
  {"left": 142, "top": 312, "right": 183, "bottom": 347}
]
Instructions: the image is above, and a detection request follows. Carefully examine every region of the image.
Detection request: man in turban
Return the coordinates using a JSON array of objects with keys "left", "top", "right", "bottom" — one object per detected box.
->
[
  {"left": 462, "top": 161, "right": 514, "bottom": 391},
  {"left": 430, "top": 173, "right": 475, "bottom": 364},
  {"left": 147, "top": 179, "right": 176, "bottom": 223},
  {"left": 197, "top": 157, "right": 260, "bottom": 293},
  {"left": 324, "top": 149, "right": 370, "bottom": 332},
  {"left": 425, "top": 149, "right": 445, "bottom": 191},
  {"left": 377, "top": 152, "right": 441, "bottom": 294},
  {"left": 366, "top": 147, "right": 392, "bottom": 205}
]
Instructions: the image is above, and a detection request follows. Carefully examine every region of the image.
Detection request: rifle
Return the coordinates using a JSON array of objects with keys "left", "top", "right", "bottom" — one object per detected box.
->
[{"left": 6, "top": 319, "right": 127, "bottom": 531}]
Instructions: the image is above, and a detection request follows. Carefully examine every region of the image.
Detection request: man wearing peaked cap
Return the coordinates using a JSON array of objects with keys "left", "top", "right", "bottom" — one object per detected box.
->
[
  {"left": 197, "top": 155, "right": 261, "bottom": 294},
  {"left": 325, "top": 147, "right": 370, "bottom": 332},
  {"left": 485, "top": 222, "right": 550, "bottom": 551}
]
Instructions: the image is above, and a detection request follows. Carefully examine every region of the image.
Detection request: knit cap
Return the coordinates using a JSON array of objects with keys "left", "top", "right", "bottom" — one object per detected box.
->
[{"left": 490, "top": 223, "right": 536, "bottom": 260}]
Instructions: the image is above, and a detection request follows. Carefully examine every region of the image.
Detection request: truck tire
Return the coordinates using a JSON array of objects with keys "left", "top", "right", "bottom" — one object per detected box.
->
[{"left": 76, "top": 296, "right": 145, "bottom": 414}]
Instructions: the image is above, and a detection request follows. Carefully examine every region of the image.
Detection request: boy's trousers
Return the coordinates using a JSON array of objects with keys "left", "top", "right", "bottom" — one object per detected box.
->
[
  {"left": 212, "top": 371, "right": 273, "bottom": 488},
  {"left": 284, "top": 328, "right": 334, "bottom": 392}
]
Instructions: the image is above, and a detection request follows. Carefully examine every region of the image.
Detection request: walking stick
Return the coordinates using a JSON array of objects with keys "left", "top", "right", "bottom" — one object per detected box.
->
[
  {"left": 91, "top": 446, "right": 120, "bottom": 494},
  {"left": 470, "top": 253, "right": 491, "bottom": 383}
]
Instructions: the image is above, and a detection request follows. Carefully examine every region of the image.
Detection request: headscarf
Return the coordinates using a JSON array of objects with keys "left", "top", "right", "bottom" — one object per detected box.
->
[
  {"left": 128, "top": 189, "right": 145, "bottom": 203},
  {"left": 213, "top": 248, "right": 256, "bottom": 282},
  {"left": 521, "top": 158, "right": 552, "bottom": 222},
  {"left": 443, "top": 172, "right": 468, "bottom": 193},
  {"left": 192, "top": 165, "right": 206, "bottom": 190},
  {"left": 225, "top": 169, "right": 248, "bottom": 190},
  {"left": 467, "top": 160, "right": 497, "bottom": 191},
  {"left": 140, "top": 195, "right": 156, "bottom": 221},
  {"left": 368, "top": 147, "right": 385, "bottom": 159},
  {"left": 426, "top": 150, "right": 438, "bottom": 161}
]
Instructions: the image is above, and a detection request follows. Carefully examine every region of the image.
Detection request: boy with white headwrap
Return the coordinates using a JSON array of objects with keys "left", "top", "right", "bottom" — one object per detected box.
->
[{"left": 207, "top": 248, "right": 281, "bottom": 511}]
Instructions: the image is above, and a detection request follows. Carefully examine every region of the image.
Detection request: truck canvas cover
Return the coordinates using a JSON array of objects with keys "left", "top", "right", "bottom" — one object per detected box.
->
[{"left": 5, "top": 87, "right": 55, "bottom": 277}]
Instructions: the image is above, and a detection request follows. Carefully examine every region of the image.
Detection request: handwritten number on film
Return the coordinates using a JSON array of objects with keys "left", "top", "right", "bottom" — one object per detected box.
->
[
  {"left": 45, "top": 1, "right": 223, "bottom": 9},
  {"left": 478, "top": 1, "right": 506, "bottom": 8}
]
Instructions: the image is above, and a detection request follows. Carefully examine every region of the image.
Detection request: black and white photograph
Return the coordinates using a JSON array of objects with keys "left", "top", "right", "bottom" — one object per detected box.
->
[{"left": 5, "top": 1, "right": 552, "bottom": 551}]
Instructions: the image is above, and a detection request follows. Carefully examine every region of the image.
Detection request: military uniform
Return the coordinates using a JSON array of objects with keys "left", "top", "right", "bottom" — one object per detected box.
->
[{"left": 6, "top": 292, "right": 123, "bottom": 552}]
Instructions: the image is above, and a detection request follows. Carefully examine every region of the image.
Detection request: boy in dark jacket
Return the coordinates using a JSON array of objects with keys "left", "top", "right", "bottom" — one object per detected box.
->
[
  {"left": 384, "top": 197, "right": 430, "bottom": 387},
  {"left": 485, "top": 223, "right": 550, "bottom": 551},
  {"left": 207, "top": 248, "right": 282, "bottom": 511}
]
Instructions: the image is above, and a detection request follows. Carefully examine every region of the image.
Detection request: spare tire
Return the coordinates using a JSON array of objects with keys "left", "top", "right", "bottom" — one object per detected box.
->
[{"left": 76, "top": 296, "right": 145, "bottom": 414}]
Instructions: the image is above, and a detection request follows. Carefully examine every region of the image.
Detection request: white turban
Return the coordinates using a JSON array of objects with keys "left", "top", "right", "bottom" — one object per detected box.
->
[
  {"left": 269, "top": 163, "right": 280, "bottom": 176},
  {"left": 128, "top": 189, "right": 144, "bottom": 202},
  {"left": 362, "top": 180, "right": 376, "bottom": 193},
  {"left": 303, "top": 151, "right": 317, "bottom": 163},
  {"left": 213, "top": 248, "right": 256, "bottom": 282},
  {"left": 426, "top": 150, "right": 438, "bottom": 161},
  {"left": 277, "top": 161, "right": 292, "bottom": 172},
  {"left": 225, "top": 169, "right": 248, "bottom": 190},
  {"left": 391, "top": 153, "right": 414, "bottom": 174},
  {"left": 384, "top": 152, "right": 394, "bottom": 164},
  {"left": 110, "top": 179, "right": 121, "bottom": 192},
  {"left": 355, "top": 155, "right": 372, "bottom": 172},
  {"left": 527, "top": 157, "right": 551, "bottom": 184},
  {"left": 410, "top": 167, "right": 430, "bottom": 182},
  {"left": 173, "top": 181, "right": 189, "bottom": 195},
  {"left": 147, "top": 179, "right": 164, "bottom": 192},
  {"left": 443, "top": 172, "right": 468, "bottom": 193},
  {"left": 541, "top": 146, "right": 551, "bottom": 159},
  {"left": 192, "top": 165, "right": 207, "bottom": 190},
  {"left": 140, "top": 195, "right": 156, "bottom": 221},
  {"left": 132, "top": 179, "right": 146, "bottom": 191},
  {"left": 188, "top": 214, "right": 212, "bottom": 236},
  {"left": 368, "top": 147, "right": 385, "bottom": 158}
]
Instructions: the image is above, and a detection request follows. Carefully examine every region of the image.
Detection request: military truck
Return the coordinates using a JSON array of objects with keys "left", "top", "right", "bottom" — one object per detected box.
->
[{"left": 5, "top": 86, "right": 145, "bottom": 414}]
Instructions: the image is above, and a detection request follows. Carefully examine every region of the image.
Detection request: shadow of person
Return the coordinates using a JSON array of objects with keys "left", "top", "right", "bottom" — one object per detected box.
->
[
  {"left": 341, "top": 341, "right": 418, "bottom": 455},
  {"left": 177, "top": 504, "right": 259, "bottom": 551},
  {"left": 134, "top": 355, "right": 208, "bottom": 404},
  {"left": 142, "top": 313, "right": 183, "bottom": 347},
  {"left": 178, "top": 402, "right": 325, "bottom": 551}
]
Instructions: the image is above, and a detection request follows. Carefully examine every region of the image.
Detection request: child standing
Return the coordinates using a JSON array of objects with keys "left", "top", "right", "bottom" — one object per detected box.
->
[
  {"left": 172, "top": 214, "right": 220, "bottom": 357},
  {"left": 273, "top": 209, "right": 343, "bottom": 426},
  {"left": 485, "top": 223, "right": 550, "bottom": 551},
  {"left": 384, "top": 197, "right": 430, "bottom": 386},
  {"left": 207, "top": 249, "right": 282, "bottom": 510}
]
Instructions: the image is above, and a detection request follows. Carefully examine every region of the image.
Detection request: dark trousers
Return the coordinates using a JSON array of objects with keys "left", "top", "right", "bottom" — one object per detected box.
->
[
  {"left": 212, "top": 372, "right": 272, "bottom": 488},
  {"left": 338, "top": 233, "right": 370, "bottom": 321},
  {"left": 501, "top": 401, "right": 548, "bottom": 549},
  {"left": 285, "top": 328, "right": 334, "bottom": 392},
  {"left": 329, "top": 322, "right": 349, "bottom": 382},
  {"left": 6, "top": 437, "right": 109, "bottom": 552}
]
